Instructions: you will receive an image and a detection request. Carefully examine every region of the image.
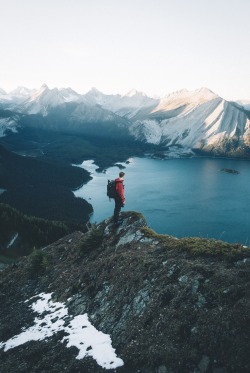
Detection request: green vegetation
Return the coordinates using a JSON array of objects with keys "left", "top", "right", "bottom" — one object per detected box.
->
[
  {"left": 0, "top": 203, "right": 80, "bottom": 258},
  {"left": 27, "top": 248, "right": 49, "bottom": 278},
  {"left": 141, "top": 226, "right": 250, "bottom": 259},
  {"left": 0, "top": 254, "right": 15, "bottom": 265},
  {"left": 80, "top": 224, "right": 104, "bottom": 255},
  {"left": 0, "top": 126, "right": 161, "bottom": 231},
  {"left": 180, "top": 236, "right": 249, "bottom": 258},
  {"left": 0, "top": 143, "right": 92, "bottom": 224},
  {"left": 0, "top": 127, "right": 162, "bottom": 169}
]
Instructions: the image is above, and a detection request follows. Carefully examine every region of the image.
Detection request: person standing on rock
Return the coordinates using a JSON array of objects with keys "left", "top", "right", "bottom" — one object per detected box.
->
[{"left": 114, "top": 171, "right": 125, "bottom": 225}]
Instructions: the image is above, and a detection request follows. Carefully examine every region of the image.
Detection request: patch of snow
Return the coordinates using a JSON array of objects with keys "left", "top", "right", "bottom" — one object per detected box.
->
[
  {"left": 130, "top": 119, "right": 162, "bottom": 144},
  {"left": 0, "top": 118, "right": 18, "bottom": 137},
  {"left": 0, "top": 293, "right": 124, "bottom": 369},
  {"left": 6, "top": 233, "right": 19, "bottom": 248},
  {"left": 159, "top": 87, "right": 218, "bottom": 109},
  {"left": 8, "top": 87, "right": 35, "bottom": 101},
  {"left": 59, "top": 87, "right": 81, "bottom": 102},
  {"left": 22, "top": 85, "right": 80, "bottom": 115},
  {"left": 83, "top": 88, "right": 158, "bottom": 119},
  {"left": 0, "top": 88, "right": 9, "bottom": 101},
  {"left": 164, "top": 146, "right": 194, "bottom": 159},
  {"left": 124, "top": 89, "right": 147, "bottom": 98},
  {"left": 62, "top": 315, "right": 123, "bottom": 369},
  {"left": 131, "top": 94, "right": 248, "bottom": 149},
  {"left": 0, "top": 188, "right": 6, "bottom": 195}
]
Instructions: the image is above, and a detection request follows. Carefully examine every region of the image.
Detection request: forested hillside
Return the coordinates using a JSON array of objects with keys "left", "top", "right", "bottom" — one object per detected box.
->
[
  {"left": 0, "top": 203, "right": 84, "bottom": 259},
  {"left": 0, "top": 126, "right": 157, "bottom": 169},
  {"left": 0, "top": 144, "right": 92, "bottom": 223}
]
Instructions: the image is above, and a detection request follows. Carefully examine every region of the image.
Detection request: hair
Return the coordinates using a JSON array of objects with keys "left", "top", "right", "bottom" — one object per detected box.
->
[{"left": 119, "top": 171, "right": 125, "bottom": 178}]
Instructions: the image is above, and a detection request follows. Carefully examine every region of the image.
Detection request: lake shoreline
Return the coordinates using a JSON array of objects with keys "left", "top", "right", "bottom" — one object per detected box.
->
[{"left": 74, "top": 157, "right": 250, "bottom": 245}]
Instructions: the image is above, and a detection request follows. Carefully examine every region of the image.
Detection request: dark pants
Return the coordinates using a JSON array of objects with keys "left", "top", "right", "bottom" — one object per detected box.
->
[{"left": 114, "top": 196, "right": 123, "bottom": 223}]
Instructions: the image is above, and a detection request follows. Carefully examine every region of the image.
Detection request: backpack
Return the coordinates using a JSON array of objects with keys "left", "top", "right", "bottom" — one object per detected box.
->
[{"left": 107, "top": 179, "right": 117, "bottom": 199}]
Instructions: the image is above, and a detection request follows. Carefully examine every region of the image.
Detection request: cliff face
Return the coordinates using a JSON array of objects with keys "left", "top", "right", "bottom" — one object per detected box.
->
[{"left": 0, "top": 212, "right": 250, "bottom": 373}]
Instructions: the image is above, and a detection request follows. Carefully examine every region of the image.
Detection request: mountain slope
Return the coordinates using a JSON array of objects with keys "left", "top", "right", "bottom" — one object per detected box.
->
[
  {"left": 0, "top": 109, "right": 22, "bottom": 136},
  {"left": 1, "top": 85, "right": 250, "bottom": 158},
  {"left": 0, "top": 211, "right": 250, "bottom": 372},
  {"left": 84, "top": 87, "right": 159, "bottom": 119},
  {"left": 0, "top": 144, "right": 92, "bottom": 223},
  {"left": 0, "top": 203, "right": 72, "bottom": 258},
  {"left": 130, "top": 88, "right": 250, "bottom": 156},
  {"left": 21, "top": 84, "right": 81, "bottom": 115}
]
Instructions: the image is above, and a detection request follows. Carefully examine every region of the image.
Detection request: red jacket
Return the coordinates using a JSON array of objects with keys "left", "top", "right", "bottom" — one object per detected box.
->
[{"left": 115, "top": 178, "right": 125, "bottom": 203}]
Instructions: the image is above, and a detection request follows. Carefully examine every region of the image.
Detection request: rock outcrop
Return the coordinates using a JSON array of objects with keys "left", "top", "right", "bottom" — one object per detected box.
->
[{"left": 0, "top": 212, "right": 250, "bottom": 372}]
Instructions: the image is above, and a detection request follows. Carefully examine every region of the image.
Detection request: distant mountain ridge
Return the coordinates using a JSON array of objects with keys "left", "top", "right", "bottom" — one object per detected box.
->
[{"left": 0, "top": 84, "right": 250, "bottom": 158}]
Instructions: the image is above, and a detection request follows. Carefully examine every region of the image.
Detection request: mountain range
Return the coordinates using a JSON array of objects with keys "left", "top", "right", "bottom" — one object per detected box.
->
[
  {"left": 0, "top": 84, "right": 250, "bottom": 158},
  {"left": 1, "top": 85, "right": 250, "bottom": 372}
]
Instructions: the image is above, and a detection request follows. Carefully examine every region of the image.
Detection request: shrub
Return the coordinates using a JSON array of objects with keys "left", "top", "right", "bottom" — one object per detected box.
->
[
  {"left": 28, "top": 248, "right": 49, "bottom": 277},
  {"left": 80, "top": 225, "right": 104, "bottom": 255}
]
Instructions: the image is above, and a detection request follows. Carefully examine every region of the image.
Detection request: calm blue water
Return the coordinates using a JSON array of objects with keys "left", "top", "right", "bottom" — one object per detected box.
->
[{"left": 74, "top": 157, "right": 250, "bottom": 244}]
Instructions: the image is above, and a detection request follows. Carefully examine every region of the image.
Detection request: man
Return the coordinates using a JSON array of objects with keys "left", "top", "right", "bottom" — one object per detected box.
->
[{"left": 114, "top": 171, "right": 125, "bottom": 225}]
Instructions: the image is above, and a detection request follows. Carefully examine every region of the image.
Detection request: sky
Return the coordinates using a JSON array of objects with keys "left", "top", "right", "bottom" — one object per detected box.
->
[{"left": 0, "top": 0, "right": 249, "bottom": 100}]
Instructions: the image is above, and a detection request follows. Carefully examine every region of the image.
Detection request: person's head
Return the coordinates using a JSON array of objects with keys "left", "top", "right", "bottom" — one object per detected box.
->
[{"left": 119, "top": 171, "right": 125, "bottom": 179}]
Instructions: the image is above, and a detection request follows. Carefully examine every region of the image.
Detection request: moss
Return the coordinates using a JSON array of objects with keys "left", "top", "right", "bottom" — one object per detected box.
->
[
  {"left": 180, "top": 237, "right": 250, "bottom": 258},
  {"left": 141, "top": 226, "right": 170, "bottom": 240},
  {"left": 122, "top": 211, "right": 145, "bottom": 222},
  {"left": 140, "top": 226, "right": 250, "bottom": 259}
]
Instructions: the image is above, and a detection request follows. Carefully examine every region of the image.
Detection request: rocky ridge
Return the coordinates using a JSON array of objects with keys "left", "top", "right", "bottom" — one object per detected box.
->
[{"left": 0, "top": 211, "right": 250, "bottom": 372}]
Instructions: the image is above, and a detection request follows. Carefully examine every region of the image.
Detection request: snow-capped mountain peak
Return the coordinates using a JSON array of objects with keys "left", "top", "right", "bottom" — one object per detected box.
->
[
  {"left": 41, "top": 83, "right": 49, "bottom": 90},
  {"left": 153, "top": 87, "right": 219, "bottom": 115},
  {"left": 84, "top": 87, "right": 105, "bottom": 101},
  {"left": 58, "top": 87, "right": 81, "bottom": 102},
  {"left": 9, "top": 86, "right": 35, "bottom": 98},
  {"left": 194, "top": 87, "right": 218, "bottom": 100},
  {"left": 89, "top": 87, "right": 102, "bottom": 95},
  {"left": 29, "top": 84, "right": 50, "bottom": 102},
  {"left": 0, "top": 88, "right": 7, "bottom": 95},
  {"left": 163, "top": 87, "right": 217, "bottom": 101},
  {"left": 124, "top": 89, "right": 147, "bottom": 98},
  {"left": 0, "top": 88, "right": 9, "bottom": 102},
  {"left": 0, "top": 84, "right": 249, "bottom": 158},
  {"left": 22, "top": 85, "right": 81, "bottom": 115}
]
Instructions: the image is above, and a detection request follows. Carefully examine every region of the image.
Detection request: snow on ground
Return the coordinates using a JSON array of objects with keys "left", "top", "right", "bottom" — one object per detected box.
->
[
  {"left": 0, "top": 293, "right": 124, "bottom": 370},
  {"left": 6, "top": 233, "right": 19, "bottom": 248}
]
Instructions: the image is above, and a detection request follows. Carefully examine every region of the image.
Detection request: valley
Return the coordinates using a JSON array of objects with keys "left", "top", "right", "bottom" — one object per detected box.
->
[{"left": 1, "top": 84, "right": 250, "bottom": 260}]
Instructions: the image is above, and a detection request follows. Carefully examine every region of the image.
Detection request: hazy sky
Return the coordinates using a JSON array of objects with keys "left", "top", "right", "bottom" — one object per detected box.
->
[{"left": 0, "top": 0, "right": 249, "bottom": 100}]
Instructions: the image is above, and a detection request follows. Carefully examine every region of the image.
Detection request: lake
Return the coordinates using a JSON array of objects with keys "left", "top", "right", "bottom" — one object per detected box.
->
[{"left": 74, "top": 157, "right": 250, "bottom": 244}]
